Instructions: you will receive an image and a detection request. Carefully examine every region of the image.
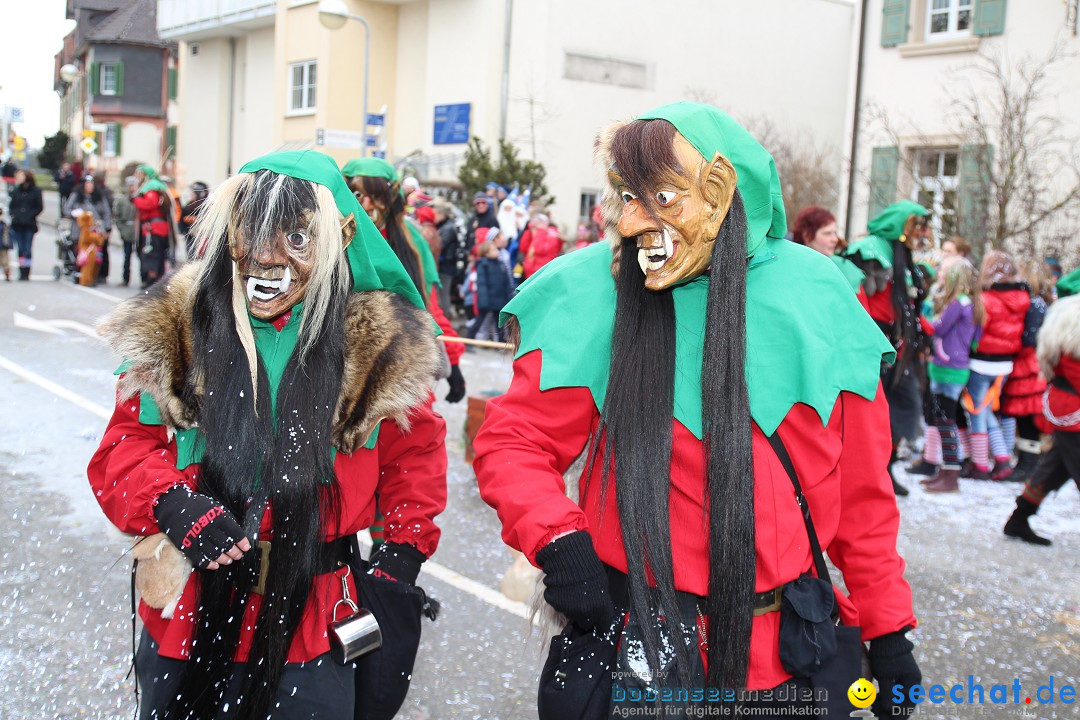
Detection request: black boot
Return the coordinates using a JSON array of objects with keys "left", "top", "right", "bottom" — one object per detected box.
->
[
  {"left": 889, "top": 450, "right": 909, "bottom": 497},
  {"left": 1010, "top": 441, "right": 1041, "bottom": 484},
  {"left": 18, "top": 266, "right": 30, "bottom": 281},
  {"left": 906, "top": 459, "right": 938, "bottom": 476},
  {"left": 1003, "top": 497, "right": 1051, "bottom": 546}
]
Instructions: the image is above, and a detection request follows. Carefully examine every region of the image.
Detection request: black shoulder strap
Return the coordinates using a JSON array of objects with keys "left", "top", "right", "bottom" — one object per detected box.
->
[{"left": 766, "top": 432, "right": 832, "bottom": 586}]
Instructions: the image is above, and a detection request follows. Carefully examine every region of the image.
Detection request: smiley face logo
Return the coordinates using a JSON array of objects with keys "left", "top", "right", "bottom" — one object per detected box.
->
[{"left": 847, "top": 678, "right": 877, "bottom": 708}]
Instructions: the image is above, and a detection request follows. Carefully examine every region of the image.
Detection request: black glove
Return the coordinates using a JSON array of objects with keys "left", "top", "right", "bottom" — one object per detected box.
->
[
  {"left": 869, "top": 629, "right": 921, "bottom": 719},
  {"left": 153, "top": 486, "right": 245, "bottom": 569},
  {"left": 445, "top": 364, "right": 466, "bottom": 403},
  {"left": 368, "top": 542, "right": 426, "bottom": 585},
  {"left": 535, "top": 531, "right": 617, "bottom": 631}
]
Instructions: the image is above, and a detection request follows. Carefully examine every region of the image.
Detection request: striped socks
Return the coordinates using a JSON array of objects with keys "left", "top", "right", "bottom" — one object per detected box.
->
[{"left": 923, "top": 426, "right": 943, "bottom": 465}]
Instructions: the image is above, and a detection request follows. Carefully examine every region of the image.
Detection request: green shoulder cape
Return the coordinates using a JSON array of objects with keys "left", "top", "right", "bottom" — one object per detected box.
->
[
  {"left": 404, "top": 218, "right": 442, "bottom": 297},
  {"left": 502, "top": 238, "right": 894, "bottom": 436}
]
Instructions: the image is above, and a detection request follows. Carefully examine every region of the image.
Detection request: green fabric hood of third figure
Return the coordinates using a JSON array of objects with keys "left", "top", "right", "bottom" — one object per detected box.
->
[
  {"left": 135, "top": 164, "right": 170, "bottom": 197},
  {"left": 843, "top": 200, "right": 929, "bottom": 270},
  {"left": 501, "top": 238, "right": 895, "bottom": 437},
  {"left": 240, "top": 150, "right": 425, "bottom": 308}
]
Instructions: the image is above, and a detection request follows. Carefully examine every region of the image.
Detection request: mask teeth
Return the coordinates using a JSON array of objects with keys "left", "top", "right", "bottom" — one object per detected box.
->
[
  {"left": 663, "top": 229, "right": 673, "bottom": 258},
  {"left": 637, "top": 247, "right": 649, "bottom": 274},
  {"left": 279, "top": 266, "right": 291, "bottom": 295},
  {"left": 246, "top": 276, "right": 258, "bottom": 301}
]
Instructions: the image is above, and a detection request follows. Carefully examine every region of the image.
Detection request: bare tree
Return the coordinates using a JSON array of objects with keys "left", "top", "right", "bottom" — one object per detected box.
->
[
  {"left": 741, "top": 115, "right": 843, "bottom": 224},
  {"left": 947, "top": 44, "right": 1080, "bottom": 259}
]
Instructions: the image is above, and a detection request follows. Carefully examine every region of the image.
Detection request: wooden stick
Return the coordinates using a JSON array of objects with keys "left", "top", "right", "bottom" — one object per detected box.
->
[{"left": 438, "top": 335, "right": 514, "bottom": 351}]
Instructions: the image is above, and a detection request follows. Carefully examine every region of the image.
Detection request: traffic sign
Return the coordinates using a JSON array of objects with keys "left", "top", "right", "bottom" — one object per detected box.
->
[
  {"left": 315, "top": 128, "right": 365, "bottom": 149},
  {"left": 80, "top": 137, "right": 98, "bottom": 154},
  {"left": 366, "top": 113, "right": 385, "bottom": 127},
  {"left": 8, "top": 107, "right": 23, "bottom": 123},
  {"left": 433, "top": 103, "right": 471, "bottom": 145}
]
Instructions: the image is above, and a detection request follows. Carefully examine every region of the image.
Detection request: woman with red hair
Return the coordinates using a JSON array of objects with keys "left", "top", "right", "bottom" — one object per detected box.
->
[{"left": 791, "top": 206, "right": 842, "bottom": 255}]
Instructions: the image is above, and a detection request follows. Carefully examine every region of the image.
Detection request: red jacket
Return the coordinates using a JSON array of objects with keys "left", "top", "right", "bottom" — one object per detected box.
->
[
  {"left": 519, "top": 228, "right": 562, "bottom": 278},
  {"left": 428, "top": 287, "right": 463, "bottom": 365},
  {"left": 1045, "top": 355, "right": 1080, "bottom": 432},
  {"left": 973, "top": 283, "right": 1029, "bottom": 360},
  {"left": 132, "top": 190, "right": 170, "bottom": 237},
  {"left": 88, "top": 391, "right": 447, "bottom": 662},
  {"left": 473, "top": 350, "right": 915, "bottom": 690}
]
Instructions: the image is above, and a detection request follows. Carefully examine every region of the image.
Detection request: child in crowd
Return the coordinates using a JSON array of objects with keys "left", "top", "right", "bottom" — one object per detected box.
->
[
  {"left": 469, "top": 239, "right": 512, "bottom": 342},
  {"left": 964, "top": 251, "right": 1029, "bottom": 480},
  {"left": 922, "top": 259, "right": 983, "bottom": 492}
]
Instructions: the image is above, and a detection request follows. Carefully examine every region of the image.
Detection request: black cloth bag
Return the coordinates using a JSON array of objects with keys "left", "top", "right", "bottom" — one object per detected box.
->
[
  {"left": 349, "top": 539, "right": 435, "bottom": 720},
  {"left": 538, "top": 620, "right": 619, "bottom": 720}
]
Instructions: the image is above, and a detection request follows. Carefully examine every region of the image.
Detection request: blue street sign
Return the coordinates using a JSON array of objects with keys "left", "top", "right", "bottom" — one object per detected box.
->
[
  {"left": 433, "top": 103, "right": 471, "bottom": 145},
  {"left": 366, "top": 113, "right": 385, "bottom": 126},
  {"left": 365, "top": 135, "right": 377, "bottom": 147},
  {"left": 372, "top": 150, "right": 386, "bottom": 159}
]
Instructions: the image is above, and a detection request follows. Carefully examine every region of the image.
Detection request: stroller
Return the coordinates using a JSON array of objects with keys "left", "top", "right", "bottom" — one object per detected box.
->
[{"left": 53, "top": 217, "right": 80, "bottom": 281}]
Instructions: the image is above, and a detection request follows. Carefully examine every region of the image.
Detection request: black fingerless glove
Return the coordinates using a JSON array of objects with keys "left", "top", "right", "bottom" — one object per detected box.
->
[
  {"left": 869, "top": 629, "right": 921, "bottom": 719},
  {"left": 445, "top": 364, "right": 466, "bottom": 403},
  {"left": 368, "top": 542, "right": 426, "bottom": 585},
  {"left": 153, "top": 486, "right": 244, "bottom": 569},
  {"left": 535, "top": 531, "right": 616, "bottom": 631}
]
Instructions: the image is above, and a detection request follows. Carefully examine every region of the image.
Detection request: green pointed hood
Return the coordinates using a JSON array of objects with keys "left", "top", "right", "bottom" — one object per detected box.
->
[
  {"left": 866, "top": 200, "right": 928, "bottom": 241},
  {"left": 1057, "top": 267, "right": 1080, "bottom": 298},
  {"left": 636, "top": 102, "right": 787, "bottom": 258},
  {"left": 238, "top": 150, "right": 424, "bottom": 308},
  {"left": 135, "top": 164, "right": 169, "bottom": 197}
]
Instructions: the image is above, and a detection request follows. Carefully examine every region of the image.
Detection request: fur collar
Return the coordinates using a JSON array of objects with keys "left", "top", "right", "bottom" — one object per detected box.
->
[{"left": 98, "top": 263, "right": 440, "bottom": 453}]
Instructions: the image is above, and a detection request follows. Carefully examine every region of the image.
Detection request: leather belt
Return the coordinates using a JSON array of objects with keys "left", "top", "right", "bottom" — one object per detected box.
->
[
  {"left": 604, "top": 565, "right": 783, "bottom": 618},
  {"left": 242, "top": 535, "right": 354, "bottom": 595}
]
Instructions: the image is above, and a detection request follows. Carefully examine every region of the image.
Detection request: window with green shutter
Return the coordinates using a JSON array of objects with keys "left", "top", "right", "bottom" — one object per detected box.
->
[
  {"left": 973, "top": 0, "right": 1006, "bottom": 36},
  {"left": 165, "top": 126, "right": 177, "bottom": 160},
  {"left": 958, "top": 144, "right": 993, "bottom": 242},
  {"left": 115, "top": 62, "right": 124, "bottom": 97},
  {"left": 869, "top": 146, "right": 900, "bottom": 219},
  {"left": 89, "top": 62, "right": 100, "bottom": 96},
  {"left": 881, "top": 0, "right": 910, "bottom": 47},
  {"left": 167, "top": 68, "right": 178, "bottom": 100}
]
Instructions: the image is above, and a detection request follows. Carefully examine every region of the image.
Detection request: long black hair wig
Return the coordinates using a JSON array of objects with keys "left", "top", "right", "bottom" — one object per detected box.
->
[
  {"left": 598, "top": 118, "right": 756, "bottom": 694},
  {"left": 355, "top": 175, "right": 427, "bottom": 298},
  {"left": 162, "top": 170, "right": 348, "bottom": 720}
]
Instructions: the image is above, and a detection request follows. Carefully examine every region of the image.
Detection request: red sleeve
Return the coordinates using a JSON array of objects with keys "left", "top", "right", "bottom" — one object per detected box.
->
[
  {"left": 374, "top": 401, "right": 448, "bottom": 557},
  {"left": 428, "top": 288, "right": 463, "bottom": 365},
  {"left": 827, "top": 384, "right": 917, "bottom": 640},
  {"left": 131, "top": 190, "right": 159, "bottom": 213},
  {"left": 919, "top": 314, "right": 935, "bottom": 336},
  {"left": 472, "top": 350, "right": 594, "bottom": 564},
  {"left": 86, "top": 390, "right": 194, "bottom": 536}
]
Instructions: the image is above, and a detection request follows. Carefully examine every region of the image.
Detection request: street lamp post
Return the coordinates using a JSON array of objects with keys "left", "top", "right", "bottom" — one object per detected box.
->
[{"left": 318, "top": 0, "right": 371, "bottom": 155}]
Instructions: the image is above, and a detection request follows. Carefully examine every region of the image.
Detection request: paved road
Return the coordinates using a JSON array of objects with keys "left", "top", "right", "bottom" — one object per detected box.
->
[{"left": 1, "top": 221, "right": 1077, "bottom": 718}]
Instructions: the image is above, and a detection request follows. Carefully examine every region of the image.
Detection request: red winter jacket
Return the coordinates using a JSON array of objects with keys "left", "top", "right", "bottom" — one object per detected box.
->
[
  {"left": 473, "top": 350, "right": 916, "bottom": 691},
  {"left": 972, "top": 283, "right": 1029, "bottom": 361},
  {"left": 519, "top": 227, "right": 562, "bottom": 279},
  {"left": 88, "top": 391, "right": 447, "bottom": 662},
  {"left": 1045, "top": 355, "right": 1080, "bottom": 432},
  {"left": 132, "top": 190, "right": 171, "bottom": 237}
]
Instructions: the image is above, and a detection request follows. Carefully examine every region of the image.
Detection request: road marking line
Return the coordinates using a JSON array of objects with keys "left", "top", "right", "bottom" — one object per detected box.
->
[
  {"left": 70, "top": 283, "right": 122, "bottom": 303},
  {"left": 0, "top": 354, "right": 112, "bottom": 420},
  {"left": 0, "top": 355, "right": 536, "bottom": 623},
  {"left": 13, "top": 312, "right": 65, "bottom": 335},
  {"left": 48, "top": 319, "right": 102, "bottom": 339}
]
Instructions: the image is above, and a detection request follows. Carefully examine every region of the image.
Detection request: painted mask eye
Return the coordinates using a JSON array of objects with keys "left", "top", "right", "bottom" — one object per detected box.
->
[
  {"left": 285, "top": 231, "right": 309, "bottom": 250},
  {"left": 620, "top": 190, "right": 637, "bottom": 204},
  {"left": 656, "top": 190, "right": 677, "bottom": 207}
]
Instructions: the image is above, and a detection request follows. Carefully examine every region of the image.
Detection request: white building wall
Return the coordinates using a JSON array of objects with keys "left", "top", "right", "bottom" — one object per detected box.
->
[
  {"left": 175, "top": 37, "right": 233, "bottom": 188},
  {"left": 848, "top": 0, "right": 1080, "bottom": 244},
  {"left": 122, "top": 121, "right": 164, "bottom": 171},
  {"left": 235, "top": 27, "right": 276, "bottom": 169},
  {"left": 394, "top": 0, "right": 856, "bottom": 228}
]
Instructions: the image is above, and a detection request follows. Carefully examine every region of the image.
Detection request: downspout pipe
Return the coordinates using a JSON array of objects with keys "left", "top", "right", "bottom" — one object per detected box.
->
[
  {"left": 844, "top": 0, "right": 869, "bottom": 239},
  {"left": 499, "top": 0, "right": 513, "bottom": 140},
  {"left": 226, "top": 37, "right": 236, "bottom": 176}
]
